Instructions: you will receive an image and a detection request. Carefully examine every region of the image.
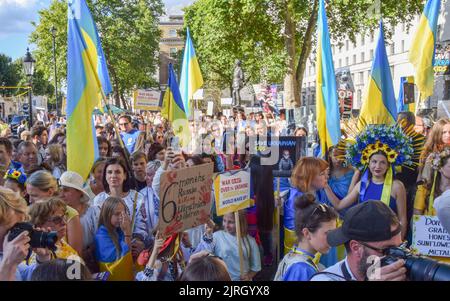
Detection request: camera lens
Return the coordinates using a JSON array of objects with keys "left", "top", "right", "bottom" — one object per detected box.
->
[
  {"left": 407, "top": 256, "right": 450, "bottom": 281},
  {"left": 29, "top": 230, "right": 58, "bottom": 251}
]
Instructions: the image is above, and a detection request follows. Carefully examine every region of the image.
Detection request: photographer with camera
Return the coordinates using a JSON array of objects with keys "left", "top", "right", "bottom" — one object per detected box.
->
[
  {"left": 310, "top": 201, "right": 407, "bottom": 281},
  {"left": 311, "top": 200, "right": 450, "bottom": 281},
  {"left": 0, "top": 188, "right": 51, "bottom": 280}
]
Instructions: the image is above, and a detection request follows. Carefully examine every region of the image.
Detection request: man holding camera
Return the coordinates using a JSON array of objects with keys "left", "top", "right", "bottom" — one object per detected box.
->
[
  {"left": 310, "top": 201, "right": 407, "bottom": 281},
  {"left": 0, "top": 188, "right": 51, "bottom": 280}
]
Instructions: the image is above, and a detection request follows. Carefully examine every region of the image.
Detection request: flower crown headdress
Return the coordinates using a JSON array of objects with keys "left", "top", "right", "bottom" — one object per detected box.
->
[
  {"left": 4, "top": 169, "right": 27, "bottom": 186},
  {"left": 339, "top": 123, "right": 423, "bottom": 171},
  {"left": 427, "top": 147, "right": 450, "bottom": 170}
]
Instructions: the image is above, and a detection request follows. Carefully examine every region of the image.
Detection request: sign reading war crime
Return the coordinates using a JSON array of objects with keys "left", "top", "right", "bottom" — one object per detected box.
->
[
  {"left": 411, "top": 215, "right": 450, "bottom": 258},
  {"left": 158, "top": 163, "right": 214, "bottom": 237},
  {"left": 214, "top": 169, "right": 252, "bottom": 216}
]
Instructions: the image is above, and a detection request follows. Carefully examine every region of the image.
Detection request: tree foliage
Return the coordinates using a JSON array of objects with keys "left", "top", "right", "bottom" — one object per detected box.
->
[
  {"left": 184, "top": 0, "right": 423, "bottom": 106},
  {"left": 29, "top": 0, "right": 164, "bottom": 109}
]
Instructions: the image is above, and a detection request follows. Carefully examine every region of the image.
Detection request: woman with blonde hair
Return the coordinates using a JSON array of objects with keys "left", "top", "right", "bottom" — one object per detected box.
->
[
  {"left": 195, "top": 211, "right": 261, "bottom": 281},
  {"left": 415, "top": 118, "right": 450, "bottom": 215},
  {"left": 44, "top": 144, "right": 66, "bottom": 179},
  {"left": 0, "top": 187, "right": 51, "bottom": 280},
  {"left": 284, "top": 157, "right": 331, "bottom": 254},
  {"left": 95, "top": 197, "right": 133, "bottom": 281},
  {"left": 26, "top": 170, "right": 83, "bottom": 256}
]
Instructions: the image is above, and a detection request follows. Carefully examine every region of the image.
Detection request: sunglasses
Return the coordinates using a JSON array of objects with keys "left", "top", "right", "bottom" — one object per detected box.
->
[
  {"left": 119, "top": 123, "right": 129, "bottom": 126},
  {"left": 357, "top": 240, "right": 407, "bottom": 255},
  {"left": 47, "top": 215, "right": 66, "bottom": 225}
]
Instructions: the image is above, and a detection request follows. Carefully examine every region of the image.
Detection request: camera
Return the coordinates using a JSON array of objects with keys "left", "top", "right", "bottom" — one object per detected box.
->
[
  {"left": 380, "top": 246, "right": 450, "bottom": 281},
  {"left": 8, "top": 222, "right": 58, "bottom": 251}
]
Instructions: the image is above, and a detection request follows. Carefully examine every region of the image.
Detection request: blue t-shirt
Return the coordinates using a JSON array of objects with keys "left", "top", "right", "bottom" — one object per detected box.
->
[
  {"left": 120, "top": 129, "right": 141, "bottom": 154},
  {"left": 283, "top": 262, "right": 316, "bottom": 281}
]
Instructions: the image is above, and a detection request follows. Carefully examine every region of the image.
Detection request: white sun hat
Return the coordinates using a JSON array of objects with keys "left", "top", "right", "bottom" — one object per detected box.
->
[{"left": 59, "top": 171, "right": 91, "bottom": 201}]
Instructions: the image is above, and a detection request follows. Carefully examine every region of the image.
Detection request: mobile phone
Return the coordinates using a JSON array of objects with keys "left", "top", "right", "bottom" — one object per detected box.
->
[{"left": 170, "top": 136, "right": 180, "bottom": 152}]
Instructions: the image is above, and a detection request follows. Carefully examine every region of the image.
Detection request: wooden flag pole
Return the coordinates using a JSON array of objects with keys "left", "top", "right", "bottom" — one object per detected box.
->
[
  {"left": 234, "top": 210, "right": 245, "bottom": 279},
  {"left": 275, "top": 177, "right": 281, "bottom": 264}
]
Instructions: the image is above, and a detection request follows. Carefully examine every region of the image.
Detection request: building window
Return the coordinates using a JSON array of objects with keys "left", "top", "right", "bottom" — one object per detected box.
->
[
  {"left": 370, "top": 49, "right": 374, "bottom": 60},
  {"left": 345, "top": 57, "right": 349, "bottom": 66},
  {"left": 339, "top": 59, "right": 342, "bottom": 68},
  {"left": 353, "top": 54, "right": 356, "bottom": 64},
  {"left": 346, "top": 40, "right": 349, "bottom": 51},
  {"left": 361, "top": 35, "right": 365, "bottom": 46},
  {"left": 168, "top": 29, "right": 177, "bottom": 38},
  {"left": 390, "top": 43, "right": 395, "bottom": 55},
  {"left": 357, "top": 90, "right": 362, "bottom": 107},
  {"left": 402, "top": 23, "right": 406, "bottom": 32},
  {"left": 332, "top": 45, "right": 335, "bottom": 54},
  {"left": 359, "top": 72, "right": 364, "bottom": 84},
  {"left": 401, "top": 40, "right": 405, "bottom": 52},
  {"left": 361, "top": 52, "right": 365, "bottom": 63},
  {"left": 169, "top": 48, "right": 178, "bottom": 58},
  {"left": 370, "top": 31, "right": 374, "bottom": 43}
]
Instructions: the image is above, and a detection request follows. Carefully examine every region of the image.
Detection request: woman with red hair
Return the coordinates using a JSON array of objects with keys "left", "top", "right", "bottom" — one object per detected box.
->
[{"left": 284, "top": 157, "right": 330, "bottom": 255}]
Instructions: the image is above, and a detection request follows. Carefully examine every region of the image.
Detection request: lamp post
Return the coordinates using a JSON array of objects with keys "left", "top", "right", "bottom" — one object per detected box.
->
[
  {"left": 23, "top": 47, "right": 35, "bottom": 128},
  {"left": 51, "top": 26, "right": 58, "bottom": 116}
]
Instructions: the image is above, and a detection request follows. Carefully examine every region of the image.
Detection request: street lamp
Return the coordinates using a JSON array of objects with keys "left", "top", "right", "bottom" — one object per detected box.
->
[
  {"left": 51, "top": 26, "right": 58, "bottom": 116},
  {"left": 23, "top": 47, "right": 35, "bottom": 128}
]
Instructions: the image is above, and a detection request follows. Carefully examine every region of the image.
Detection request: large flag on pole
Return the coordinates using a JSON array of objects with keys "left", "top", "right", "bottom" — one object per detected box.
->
[
  {"left": 67, "top": 0, "right": 111, "bottom": 179},
  {"left": 358, "top": 20, "right": 397, "bottom": 128},
  {"left": 316, "top": 0, "right": 341, "bottom": 156},
  {"left": 161, "top": 64, "right": 191, "bottom": 147},
  {"left": 179, "top": 28, "right": 203, "bottom": 118},
  {"left": 409, "top": 0, "right": 441, "bottom": 100}
]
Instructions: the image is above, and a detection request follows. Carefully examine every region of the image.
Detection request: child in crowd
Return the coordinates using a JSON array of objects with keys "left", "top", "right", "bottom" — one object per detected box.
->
[{"left": 274, "top": 193, "right": 338, "bottom": 281}]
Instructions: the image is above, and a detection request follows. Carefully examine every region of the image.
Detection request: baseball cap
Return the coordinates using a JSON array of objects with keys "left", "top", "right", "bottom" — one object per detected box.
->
[{"left": 327, "top": 201, "right": 402, "bottom": 247}]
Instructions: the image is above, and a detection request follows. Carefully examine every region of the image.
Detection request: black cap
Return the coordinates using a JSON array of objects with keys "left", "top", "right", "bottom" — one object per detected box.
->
[{"left": 327, "top": 201, "right": 401, "bottom": 247}]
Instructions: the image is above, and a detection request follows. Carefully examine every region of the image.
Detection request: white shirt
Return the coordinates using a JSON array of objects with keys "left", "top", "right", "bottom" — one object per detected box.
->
[
  {"left": 309, "top": 258, "right": 357, "bottom": 281},
  {"left": 80, "top": 205, "right": 100, "bottom": 249}
]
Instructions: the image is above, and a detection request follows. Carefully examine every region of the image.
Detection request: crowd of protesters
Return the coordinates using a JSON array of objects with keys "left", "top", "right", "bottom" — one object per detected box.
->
[{"left": 0, "top": 105, "right": 449, "bottom": 282}]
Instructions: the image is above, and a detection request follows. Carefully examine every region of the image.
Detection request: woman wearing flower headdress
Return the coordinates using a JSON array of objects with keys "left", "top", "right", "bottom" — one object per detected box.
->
[
  {"left": 324, "top": 125, "right": 419, "bottom": 239},
  {"left": 3, "top": 168, "right": 27, "bottom": 198}
]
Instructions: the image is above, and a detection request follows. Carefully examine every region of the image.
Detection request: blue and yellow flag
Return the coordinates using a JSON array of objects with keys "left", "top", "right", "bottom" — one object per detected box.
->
[
  {"left": 409, "top": 0, "right": 441, "bottom": 100},
  {"left": 316, "top": 0, "right": 341, "bottom": 156},
  {"left": 161, "top": 64, "right": 191, "bottom": 147},
  {"left": 95, "top": 226, "right": 133, "bottom": 281},
  {"left": 179, "top": 28, "right": 203, "bottom": 117},
  {"left": 67, "top": 0, "right": 111, "bottom": 180},
  {"left": 358, "top": 20, "right": 397, "bottom": 128},
  {"left": 397, "top": 76, "right": 416, "bottom": 113}
]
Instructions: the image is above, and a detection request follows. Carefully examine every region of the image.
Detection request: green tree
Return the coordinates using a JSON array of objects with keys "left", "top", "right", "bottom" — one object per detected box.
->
[
  {"left": 184, "top": 0, "right": 423, "bottom": 107},
  {"left": 29, "top": 0, "right": 163, "bottom": 110},
  {"left": 0, "top": 54, "right": 22, "bottom": 96}
]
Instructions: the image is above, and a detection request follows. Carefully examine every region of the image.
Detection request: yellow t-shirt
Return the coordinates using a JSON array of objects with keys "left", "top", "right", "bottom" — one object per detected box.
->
[{"left": 65, "top": 205, "right": 79, "bottom": 223}]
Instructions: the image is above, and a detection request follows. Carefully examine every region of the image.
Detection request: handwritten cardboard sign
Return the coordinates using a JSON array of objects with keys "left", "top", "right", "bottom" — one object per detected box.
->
[
  {"left": 214, "top": 169, "right": 252, "bottom": 216},
  {"left": 158, "top": 163, "right": 214, "bottom": 237},
  {"left": 411, "top": 215, "right": 450, "bottom": 258}
]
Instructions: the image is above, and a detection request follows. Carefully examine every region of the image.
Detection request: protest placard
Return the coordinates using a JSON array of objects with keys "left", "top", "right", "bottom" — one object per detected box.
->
[
  {"left": 213, "top": 169, "right": 252, "bottom": 216},
  {"left": 411, "top": 215, "right": 450, "bottom": 258},
  {"left": 133, "top": 89, "right": 161, "bottom": 111},
  {"left": 158, "top": 163, "right": 214, "bottom": 237}
]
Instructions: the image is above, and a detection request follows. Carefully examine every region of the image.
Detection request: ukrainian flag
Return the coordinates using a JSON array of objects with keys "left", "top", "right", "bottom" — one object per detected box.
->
[
  {"left": 358, "top": 20, "right": 397, "bottom": 128},
  {"left": 179, "top": 28, "right": 203, "bottom": 118},
  {"left": 67, "top": 0, "right": 112, "bottom": 180},
  {"left": 409, "top": 0, "right": 441, "bottom": 100},
  {"left": 397, "top": 76, "right": 416, "bottom": 114},
  {"left": 95, "top": 226, "right": 133, "bottom": 281},
  {"left": 316, "top": 0, "right": 341, "bottom": 156},
  {"left": 161, "top": 64, "right": 191, "bottom": 147}
]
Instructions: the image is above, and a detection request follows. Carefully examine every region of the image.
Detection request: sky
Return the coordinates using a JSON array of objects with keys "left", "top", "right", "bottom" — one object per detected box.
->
[{"left": 0, "top": 0, "right": 193, "bottom": 60}]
